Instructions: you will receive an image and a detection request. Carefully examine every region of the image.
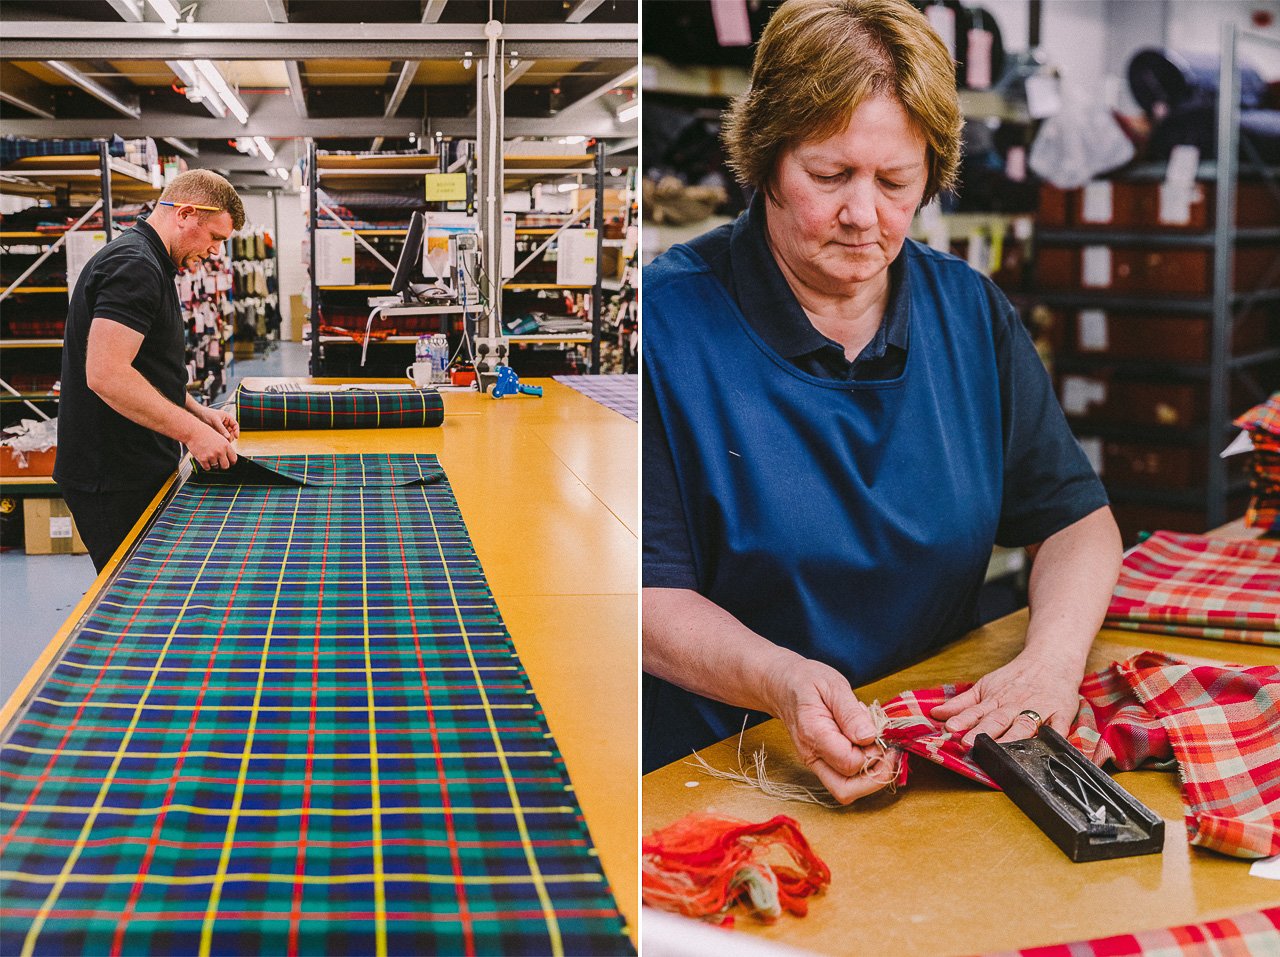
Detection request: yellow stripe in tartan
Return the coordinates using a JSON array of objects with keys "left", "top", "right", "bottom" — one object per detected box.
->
[
  {"left": 3, "top": 745, "right": 555, "bottom": 760},
  {"left": 1, "top": 870, "right": 604, "bottom": 888},
  {"left": 20, "top": 488, "right": 247, "bottom": 957},
  {"left": 29, "top": 697, "right": 534, "bottom": 713},
  {"left": 419, "top": 484, "right": 565, "bottom": 956},
  {"left": 0, "top": 802, "right": 577, "bottom": 818},
  {"left": 200, "top": 486, "right": 304, "bottom": 957},
  {"left": 359, "top": 479, "right": 388, "bottom": 956}
]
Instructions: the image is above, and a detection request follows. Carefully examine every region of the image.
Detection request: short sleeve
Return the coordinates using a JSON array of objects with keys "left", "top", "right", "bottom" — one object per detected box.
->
[
  {"left": 986, "top": 277, "right": 1110, "bottom": 547},
  {"left": 89, "top": 248, "right": 166, "bottom": 335},
  {"left": 642, "top": 368, "right": 700, "bottom": 590}
]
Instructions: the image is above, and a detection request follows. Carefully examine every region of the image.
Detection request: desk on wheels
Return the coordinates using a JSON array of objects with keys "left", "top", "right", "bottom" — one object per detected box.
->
[
  {"left": 643, "top": 597, "right": 1279, "bottom": 954},
  {"left": 1, "top": 378, "right": 638, "bottom": 953}
]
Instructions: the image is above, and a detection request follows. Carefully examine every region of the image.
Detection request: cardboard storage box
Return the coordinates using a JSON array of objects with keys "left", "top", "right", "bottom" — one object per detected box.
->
[
  {"left": 1039, "top": 180, "right": 1280, "bottom": 232},
  {"left": 0, "top": 446, "right": 56, "bottom": 477},
  {"left": 1035, "top": 244, "right": 1278, "bottom": 297},
  {"left": 23, "top": 497, "right": 88, "bottom": 555},
  {"left": 1047, "top": 305, "right": 1273, "bottom": 364}
]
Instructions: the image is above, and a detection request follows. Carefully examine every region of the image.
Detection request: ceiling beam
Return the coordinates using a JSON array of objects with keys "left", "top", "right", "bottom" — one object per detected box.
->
[
  {"left": 566, "top": 0, "right": 605, "bottom": 23},
  {"left": 161, "top": 136, "right": 200, "bottom": 158},
  {"left": 555, "top": 65, "right": 638, "bottom": 117},
  {"left": 421, "top": 0, "right": 447, "bottom": 23},
  {"left": 370, "top": 61, "right": 421, "bottom": 151},
  {"left": 1, "top": 114, "right": 419, "bottom": 140},
  {"left": 46, "top": 60, "right": 141, "bottom": 118},
  {"left": 0, "top": 21, "right": 636, "bottom": 60},
  {"left": 263, "top": 0, "right": 288, "bottom": 22},
  {"left": 103, "top": 0, "right": 145, "bottom": 21},
  {"left": 284, "top": 60, "right": 308, "bottom": 117},
  {"left": 0, "top": 89, "right": 56, "bottom": 120},
  {"left": 0, "top": 62, "right": 56, "bottom": 119}
]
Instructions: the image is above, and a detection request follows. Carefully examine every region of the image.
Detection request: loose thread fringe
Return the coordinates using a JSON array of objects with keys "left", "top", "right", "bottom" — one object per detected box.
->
[{"left": 685, "top": 701, "right": 940, "bottom": 807}]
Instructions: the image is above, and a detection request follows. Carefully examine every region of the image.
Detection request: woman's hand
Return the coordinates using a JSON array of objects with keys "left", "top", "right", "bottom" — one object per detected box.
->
[
  {"left": 763, "top": 657, "right": 898, "bottom": 804},
  {"left": 928, "top": 651, "right": 1083, "bottom": 748}
]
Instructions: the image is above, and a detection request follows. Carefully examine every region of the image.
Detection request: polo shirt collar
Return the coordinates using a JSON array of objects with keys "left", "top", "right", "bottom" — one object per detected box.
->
[
  {"left": 728, "top": 190, "right": 910, "bottom": 365},
  {"left": 134, "top": 216, "right": 179, "bottom": 277}
]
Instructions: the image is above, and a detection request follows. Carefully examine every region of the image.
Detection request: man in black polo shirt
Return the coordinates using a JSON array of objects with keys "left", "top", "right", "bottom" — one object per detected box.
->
[{"left": 55, "top": 169, "right": 245, "bottom": 571}]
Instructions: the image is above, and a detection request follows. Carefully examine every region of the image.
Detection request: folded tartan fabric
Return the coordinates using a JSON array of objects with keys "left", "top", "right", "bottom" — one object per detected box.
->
[
  {"left": 977, "top": 906, "right": 1280, "bottom": 957},
  {"left": 1235, "top": 392, "right": 1280, "bottom": 532},
  {"left": 1104, "top": 531, "right": 1280, "bottom": 646},
  {"left": 0, "top": 454, "right": 632, "bottom": 955},
  {"left": 235, "top": 386, "right": 444, "bottom": 430},
  {"left": 191, "top": 453, "right": 444, "bottom": 488},
  {"left": 878, "top": 651, "right": 1280, "bottom": 859}
]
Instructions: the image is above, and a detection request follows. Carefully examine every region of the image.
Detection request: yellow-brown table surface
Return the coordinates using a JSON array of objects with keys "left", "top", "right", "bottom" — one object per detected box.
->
[
  {"left": 2, "top": 377, "right": 639, "bottom": 942},
  {"left": 643, "top": 565, "right": 1279, "bottom": 955}
]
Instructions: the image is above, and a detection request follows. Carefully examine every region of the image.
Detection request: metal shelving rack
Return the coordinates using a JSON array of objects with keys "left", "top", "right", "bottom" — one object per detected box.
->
[
  {"left": 0, "top": 144, "right": 158, "bottom": 428},
  {"left": 1036, "top": 23, "right": 1280, "bottom": 534}
]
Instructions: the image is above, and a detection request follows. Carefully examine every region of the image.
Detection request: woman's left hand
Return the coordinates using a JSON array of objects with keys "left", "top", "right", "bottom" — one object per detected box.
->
[{"left": 928, "top": 651, "right": 1083, "bottom": 748}]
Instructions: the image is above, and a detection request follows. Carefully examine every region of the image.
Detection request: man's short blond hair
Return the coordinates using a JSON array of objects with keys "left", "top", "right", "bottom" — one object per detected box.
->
[
  {"left": 722, "top": 0, "right": 963, "bottom": 204},
  {"left": 159, "top": 169, "right": 245, "bottom": 231}
]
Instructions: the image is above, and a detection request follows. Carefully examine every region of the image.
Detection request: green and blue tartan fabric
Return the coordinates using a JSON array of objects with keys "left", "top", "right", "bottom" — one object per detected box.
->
[
  {"left": 1, "top": 454, "right": 631, "bottom": 956},
  {"left": 235, "top": 387, "right": 445, "bottom": 431}
]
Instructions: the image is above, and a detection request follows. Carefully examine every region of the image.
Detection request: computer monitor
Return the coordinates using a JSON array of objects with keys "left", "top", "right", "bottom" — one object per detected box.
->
[{"left": 390, "top": 210, "right": 426, "bottom": 304}]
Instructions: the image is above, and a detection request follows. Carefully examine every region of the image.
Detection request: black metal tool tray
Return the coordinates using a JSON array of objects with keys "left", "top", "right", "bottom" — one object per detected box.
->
[{"left": 973, "top": 725, "right": 1165, "bottom": 862}]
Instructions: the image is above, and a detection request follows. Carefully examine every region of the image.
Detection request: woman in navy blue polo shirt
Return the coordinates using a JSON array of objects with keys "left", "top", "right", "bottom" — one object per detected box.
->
[{"left": 642, "top": 0, "right": 1122, "bottom": 801}]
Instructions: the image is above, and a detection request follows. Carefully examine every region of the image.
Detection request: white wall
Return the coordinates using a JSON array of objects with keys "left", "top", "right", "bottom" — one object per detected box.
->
[{"left": 238, "top": 188, "right": 306, "bottom": 339}]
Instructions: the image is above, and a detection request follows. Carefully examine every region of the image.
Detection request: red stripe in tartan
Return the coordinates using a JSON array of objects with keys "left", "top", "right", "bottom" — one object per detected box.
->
[
  {"left": 0, "top": 500, "right": 209, "bottom": 853},
  {"left": 0, "top": 906, "right": 624, "bottom": 922},
  {"left": 881, "top": 653, "right": 1280, "bottom": 859},
  {"left": 978, "top": 906, "right": 1280, "bottom": 956},
  {"left": 10, "top": 835, "right": 589, "bottom": 851}
]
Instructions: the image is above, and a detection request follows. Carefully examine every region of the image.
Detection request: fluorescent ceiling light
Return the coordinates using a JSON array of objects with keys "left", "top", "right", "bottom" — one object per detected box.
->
[
  {"left": 145, "top": 0, "right": 180, "bottom": 27},
  {"left": 194, "top": 59, "right": 248, "bottom": 124},
  {"left": 253, "top": 136, "right": 275, "bottom": 162},
  {"left": 615, "top": 101, "right": 638, "bottom": 123}
]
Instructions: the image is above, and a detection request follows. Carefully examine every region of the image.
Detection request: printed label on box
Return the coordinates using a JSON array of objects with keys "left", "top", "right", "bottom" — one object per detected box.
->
[
  {"left": 1081, "top": 182, "right": 1113, "bottom": 224},
  {"left": 1061, "top": 376, "right": 1107, "bottom": 415},
  {"left": 1158, "top": 183, "right": 1194, "bottom": 226},
  {"left": 49, "top": 516, "right": 72, "bottom": 539},
  {"left": 1082, "top": 246, "right": 1111, "bottom": 288},
  {"left": 1077, "top": 309, "right": 1109, "bottom": 351}
]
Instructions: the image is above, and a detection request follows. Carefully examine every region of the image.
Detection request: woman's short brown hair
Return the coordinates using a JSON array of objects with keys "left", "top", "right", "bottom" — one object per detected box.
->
[
  {"left": 722, "top": 0, "right": 963, "bottom": 203},
  {"left": 159, "top": 169, "right": 246, "bottom": 231}
]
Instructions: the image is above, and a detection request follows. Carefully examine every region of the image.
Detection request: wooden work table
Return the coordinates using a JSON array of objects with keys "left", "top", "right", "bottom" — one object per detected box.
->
[
  {"left": 2, "top": 377, "right": 640, "bottom": 943},
  {"left": 643, "top": 585, "right": 1279, "bottom": 954}
]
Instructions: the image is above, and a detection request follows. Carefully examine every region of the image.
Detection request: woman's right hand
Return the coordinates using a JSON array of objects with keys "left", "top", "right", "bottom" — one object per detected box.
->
[{"left": 763, "top": 656, "right": 898, "bottom": 804}]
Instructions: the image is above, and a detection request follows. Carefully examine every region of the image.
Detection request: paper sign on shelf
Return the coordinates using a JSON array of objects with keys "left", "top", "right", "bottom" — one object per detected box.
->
[
  {"left": 424, "top": 172, "right": 468, "bottom": 202},
  {"left": 65, "top": 230, "right": 108, "bottom": 299},
  {"left": 1081, "top": 181, "right": 1114, "bottom": 224},
  {"left": 1077, "top": 309, "right": 1109, "bottom": 351},
  {"left": 1082, "top": 246, "right": 1112, "bottom": 288},
  {"left": 557, "top": 228, "right": 598, "bottom": 286},
  {"left": 315, "top": 229, "right": 355, "bottom": 286}
]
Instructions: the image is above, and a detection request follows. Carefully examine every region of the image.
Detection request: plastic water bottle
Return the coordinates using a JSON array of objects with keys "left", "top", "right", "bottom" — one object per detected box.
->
[
  {"left": 415, "top": 334, "right": 431, "bottom": 363},
  {"left": 430, "top": 334, "right": 449, "bottom": 383}
]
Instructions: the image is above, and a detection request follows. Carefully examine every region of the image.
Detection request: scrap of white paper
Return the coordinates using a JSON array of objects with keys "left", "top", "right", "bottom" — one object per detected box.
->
[
  {"left": 1221, "top": 430, "right": 1255, "bottom": 458},
  {"left": 1250, "top": 853, "right": 1280, "bottom": 880},
  {"left": 1077, "top": 309, "right": 1109, "bottom": 351},
  {"left": 1082, "top": 246, "right": 1112, "bottom": 288},
  {"left": 1081, "top": 181, "right": 1114, "bottom": 224}
]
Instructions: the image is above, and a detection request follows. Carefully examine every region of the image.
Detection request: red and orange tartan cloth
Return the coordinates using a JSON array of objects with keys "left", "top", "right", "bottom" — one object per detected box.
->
[
  {"left": 878, "top": 651, "right": 1280, "bottom": 860},
  {"left": 1236, "top": 393, "right": 1280, "bottom": 532},
  {"left": 1103, "top": 531, "right": 1280, "bottom": 647},
  {"left": 978, "top": 906, "right": 1280, "bottom": 957}
]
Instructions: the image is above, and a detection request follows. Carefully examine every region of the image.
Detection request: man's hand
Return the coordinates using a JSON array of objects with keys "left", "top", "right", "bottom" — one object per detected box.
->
[
  {"left": 929, "top": 651, "right": 1083, "bottom": 748},
  {"left": 763, "top": 657, "right": 898, "bottom": 804},
  {"left": 186, "top": 420, "right": 237, "bottom": 470},
  {"left": 193, "top": 404, "right": 240, "bottom": 441}
]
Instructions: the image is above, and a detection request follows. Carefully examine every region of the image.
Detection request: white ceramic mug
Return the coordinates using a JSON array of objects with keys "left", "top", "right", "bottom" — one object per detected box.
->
[{"left": 405, "top": 362, "right": 434, "bottom": 387}]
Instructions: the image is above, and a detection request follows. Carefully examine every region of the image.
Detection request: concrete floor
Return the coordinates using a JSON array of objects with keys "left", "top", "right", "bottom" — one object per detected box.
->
[{"left": 0, "top": 340, "right": 309, "bottom": 708}]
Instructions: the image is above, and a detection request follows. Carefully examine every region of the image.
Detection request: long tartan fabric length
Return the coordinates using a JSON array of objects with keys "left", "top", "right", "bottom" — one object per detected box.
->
[
  {"left": 0, "top": 454, "right": 631, "bottom": 956},
  {"left": 235, "top": 387, "right": 445, "bottom": 430}
]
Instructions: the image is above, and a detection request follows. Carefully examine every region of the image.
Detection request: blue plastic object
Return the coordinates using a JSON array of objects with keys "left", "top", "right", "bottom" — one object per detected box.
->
[{"left": 490, "top": 365, "right": 543, "bottom": 398}]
